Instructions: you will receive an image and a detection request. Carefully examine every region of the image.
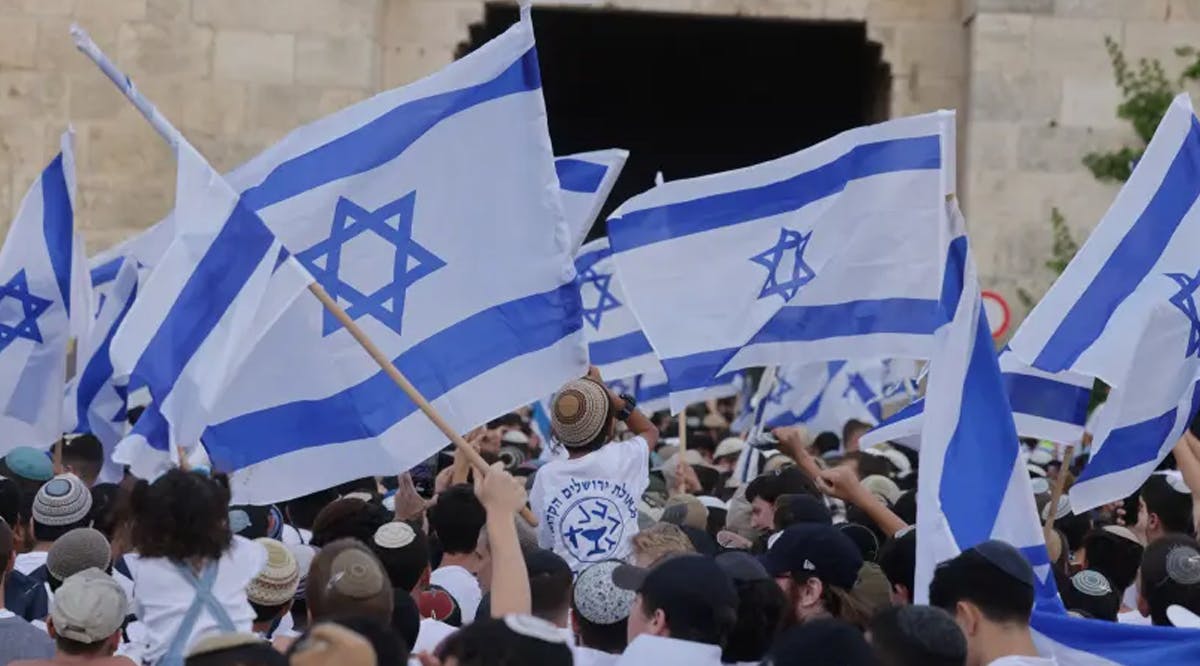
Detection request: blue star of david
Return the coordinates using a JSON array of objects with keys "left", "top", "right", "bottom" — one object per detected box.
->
[
  {"left": 750, "top": 228, "right": 815, "bottom": 301},
  {"left": 297, "top": 192, "right": 444, "bottom": 336},
  {"left": 765, "top": 377, "right": 794, "bottom": 406},
  {"left": 0, "top": 270, "right": 52, "bottom": 354},
  {"left": 1166, "top": 270, "right": 1200, "bottom": 357},
  {"left": 579, "top": 267, "right": 621, "bottom": 329}
]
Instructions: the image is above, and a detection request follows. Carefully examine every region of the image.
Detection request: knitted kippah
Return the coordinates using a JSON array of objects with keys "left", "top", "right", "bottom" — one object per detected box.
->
[
  {"left": 47, "top": 528, "right": 111, "bottom": 581},
  {"left": 573, "top": 560, "right": 634, "bottom": 625},
  {"left": 329, "top": 549, "right": 385, "bottom": 598},
  {"left": 248, "top": 538, "right": 300, "bottom": 607},
  {"left": 374, "top": 522, "right": 416, "bottom": 549},
  {"left": 551, "top": 379, "right": 609, "bottom": 448},
  {"left": 1071, "top": 570, "right": 1113, "bottom": 597},
  {"left": 1166, "top": 545, "right": 1200, "bottom": 585},
  {"left": 33, "top": 474, "right": 92, "bottom": 527}
]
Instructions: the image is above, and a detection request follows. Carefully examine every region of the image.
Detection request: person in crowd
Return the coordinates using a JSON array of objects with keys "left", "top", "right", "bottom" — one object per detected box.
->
[
  {"left": 712, "top": 438, "right": 746, "bottom": 477},
  {"left": 812, "top": 433, "right": 841, "bottom": 459},
  {"left": 307, "top": 539, "right": 393, "bottom": 626},
  {"left": 571, "top": 560, "right": 634, "bottom": 666},
  {"left": 288, "top": 623, "right": 377, "bottom": 666},
  {"left": 1079, "top": 525, "right": 1145, "bottom": 623},
  {"left": 47, "top": 528, "right": 111, "bottom": 591},
  {"left": 430, "top": 615, "right": 572, "bottom": 666},
  {"left": 525, "top": 549, "right": 573, "bottom": 640},
  {"left": 185, "top": 634, "right": 287, "bottom": 666},
  {"left": 1136, "top": 473, "right": 1193, "bottom": 544},
  {"left": 611, "top": 554, "right": 737, "bottom": 666},
  {"left": 744, "top": 468, "right": 819, "bottom": 533},
  {"left": 772, "top": 494, "right": 833, "bottom": 531},
  {"left": 87, "top": 485, "right": 123, "bottom": 543},
  {"left": 323, "top": 616, "right": 407, "bottom": 666},
  {"left": 629, "top": 523, "right": 694, "bottom": 567},
  {"left": 1137, "top": 533, "right": 1200, "bottom": 626},
  {"left": 284, "top": 544, "right": 317, "bottom": 637},
  {"left": 529, "top": 368, "right": 660, "bottom": 573},
  {"left": 17, "top": 474, "right": 94, "bottom": 576},
  {"left": 1061, "top": 570, "right": 1119, "bottom": 621},
  {"left": 715, "top": 551, "right": 785, "bottom": 665},
  {"left": 427, "top": 485, "right": 487, "bottom": 623},
  {"left": 760, "top": 523, "right": 871, "bottom": 630},
  {"left": 0, "top": 448, "right": 52, "bottom": 520},
  {"left": 125, "top": 470, "right": 266, "bottom": 665},
  {"left": 59, "top": 436, "right": 107, "bottom": 488},
  {"left": 309, "top": 499, "right": 390, "bottom": 549},
  {"left": 0, "top": 519, "right": 54, "bottom": 665},
  {"left": 12, "top": 568, "right": 129, "bottom": 666},
  {"left": 762, "top": 619, "right": 877, "bottom": 666},
  {"left": 842, "top": 420, "right": 872, "bottom": 453},
  {"left": 282, "top": 489, "right": 338, "bottom": 546},
  {"left": 878, "top": 527, "right": 917, "bottom": 605},
  {"left": 929, "top": 540, "right": 1051, "bottom": 666},
  {"left": 869, "top": 605, "right": 967, "bottom": 666},
  {"left": 246, "top": 538, "right": 299, "bottom": 639}
]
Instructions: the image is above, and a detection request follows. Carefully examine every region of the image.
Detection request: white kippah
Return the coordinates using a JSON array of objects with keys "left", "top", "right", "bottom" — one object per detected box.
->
[{"left": 374, "top": 522, "right": 416, "bottom": 549}]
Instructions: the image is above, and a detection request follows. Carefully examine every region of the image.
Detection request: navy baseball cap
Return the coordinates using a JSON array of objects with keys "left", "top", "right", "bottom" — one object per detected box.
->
[
  {"left": 968, "top": 539, "right": 1035, "bottom": 588},
  {"left": 760, "top": 523, "right": 863, "bottom": 590}
]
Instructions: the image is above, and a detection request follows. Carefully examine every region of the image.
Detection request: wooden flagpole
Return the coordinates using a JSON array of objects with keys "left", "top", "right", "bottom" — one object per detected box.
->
[
  {"left": 73, "top": 26, "right": 536, "bottom": 526},
  {"left": 676, "top": 408, "right": 688, "bottom": 495},
  {"left": 1043, "top": 444, "right": 1075, "bottom": 535}
]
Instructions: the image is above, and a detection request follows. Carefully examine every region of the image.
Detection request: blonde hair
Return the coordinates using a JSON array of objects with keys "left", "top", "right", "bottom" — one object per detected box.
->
[{"left": 632, "top": 522, "right": 695, "bottom": 567}]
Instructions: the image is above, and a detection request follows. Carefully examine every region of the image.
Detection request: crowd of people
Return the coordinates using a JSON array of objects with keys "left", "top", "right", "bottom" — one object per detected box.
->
[{"left": 0, "top": 366, "right": 1199, "bottom": 666}]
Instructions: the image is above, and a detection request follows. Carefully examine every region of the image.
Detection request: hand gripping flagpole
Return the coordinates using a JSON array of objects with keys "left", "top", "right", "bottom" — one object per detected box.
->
[{"left": 71, "top": 25, "right": 537, "bottom": 526}]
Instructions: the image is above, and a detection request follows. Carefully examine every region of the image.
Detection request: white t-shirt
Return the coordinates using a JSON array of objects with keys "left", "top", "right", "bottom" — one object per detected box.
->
[
  {"left": 13, "top": 551, "right": 48, "bottom": 576},
  {"left": 280, "top": 525, "right": 312, "bottom": 546},
  {"left": 130, "top": 535, "right": 266, "bottom": 663},
  {"left": 412, "top": 617, "right": 458, "bottom": 654},
  {"left": 429, "top": 565, "right": 482, "bottom": 624},
  {"left": 617, "top": 635, "right": 723, "bottom": 666},
  {"left": 1118, "top": 609, "right": 1153, "bottom": 625},
  {"left": 574, "top": 646, "right": 619, "bottom": 666},
  {"left": 529, "top": 437, "right": 650, "bottom": 572}
]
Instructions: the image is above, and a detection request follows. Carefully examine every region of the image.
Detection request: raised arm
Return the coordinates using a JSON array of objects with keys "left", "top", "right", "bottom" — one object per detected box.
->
[
  {"left": 475, "top": 462, "right": 531, "bottom": 617},
  {"left": 588, "top": 366, "right": 659, "bottom": 450}
]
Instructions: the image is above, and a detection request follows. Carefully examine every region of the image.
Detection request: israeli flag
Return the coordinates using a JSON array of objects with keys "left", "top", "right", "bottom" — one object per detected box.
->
[
  {"left": 607, "top": 111, "right": 956, "bottom": 413},
  {"left": 1031, "top": 610, "right": 1200, "bottom": 665},
  {"left": 576, "top": 237, "right": 658, "bottom": 381},
  {"left": 914, "top": 199, "right": 1059, "bottom": 609},
  {"left": 0, "top": 131, "right": 88, "bottom": 453},
  {"left": 860, "top": 348, "right": 1091, "bottom": 450},
  {"left": 111, "top": 141, "right": 313, "bottom": 475},
  {"left": 556, "top": 150, "right": 627, "bottom": 252},
  {"left": 1010, "top": 94, "right": 1200, "bottom": 511},
  {"left": 183, "top": 13, "right": 585, "bottom": 503},
  {"left": 65, "top": 256, "right": 138, "bottom": 482},
  {"left": 606, "top": 367, "right": 741, "bottom": 417}
]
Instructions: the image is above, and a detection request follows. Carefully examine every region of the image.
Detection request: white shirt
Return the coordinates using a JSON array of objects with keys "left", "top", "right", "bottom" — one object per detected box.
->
[
  {"left": 429, "top": 564, "right": 482, "bottom": 624},
  {"left": 130, "top": 535, "right": 266, "bottom": 663},
  {"left": 280, "top": 525, "right": 312, "bottom": 546},
  {"left": 1118, "top": 609, "right": 1153, "bottom": 625},
  {"left": 574, "top": 645, "right": 619, "bottom": 666},
  {"left": 13, "top": 551, "right": 48, "bottom": 575},
  {"left": 617, "top": 635, "right": 723, "bottom": 666},
  {"left": 412, "top": 617, "right": 457, "bottom": 654},
  {"left": 530, "top": 437, "right": 650, "bottom": 572},
  {"left": 988, "top": 657, "right": 1058, "bottom": 666}
]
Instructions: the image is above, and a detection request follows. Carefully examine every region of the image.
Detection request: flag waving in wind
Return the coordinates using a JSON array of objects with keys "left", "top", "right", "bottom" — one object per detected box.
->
[
  {"left": 606, "top": 111, "right": 957, "bottom": 413},
  {"left": 556, "top": 149, "right": 628, "bottom": 252},
  {"left": 576, "top": 237, "right": 658, "bottom": 382},
  {"left": 0, "top": 131, "right": 88, "bottom": 453},
  {"left": 1011, "top": 94, "right": 1200, "bottom": 511}
]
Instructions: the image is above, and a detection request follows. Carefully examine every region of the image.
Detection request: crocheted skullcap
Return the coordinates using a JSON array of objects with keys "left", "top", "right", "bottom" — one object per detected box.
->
[
  {"left": 33, "top": 474, "right": 92, "bottom": 527},
  {"left": 47, "top": 528, "right": 111, "bottom": 581},
  {"left": 573, "top": 560, "right": 635, "bottom": 625},
  {"left": 247, "top": 538, "right": 300, "bottom": 607},
  {"left": 1070, "top": 569, "right": 1113, "bottom": 597},
  {"left": 329, "top": 548, "right": 386, "bottom": 598},
  {"left": 551, "top": 379, "right": 610, "bottom": 448},
  {"left": 1166, "top": 545, "right": 1200, "bottom": 585}
]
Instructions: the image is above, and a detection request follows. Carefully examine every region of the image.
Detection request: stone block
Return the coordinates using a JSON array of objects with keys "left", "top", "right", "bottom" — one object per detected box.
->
[
  {"left": 382, "top": 45, "right": 455, "bottom": 90},
  {"left": 972, "top": 0, "right": 1053, "bottom": 13},
  {"left": 78, "top": 185, "right": 172, "bottom": 236},
  {"left": 1053, "top": 0, "right": 1169, "bottom": 18},
  {"left": 380, "top": 0, "right": 485, "bottom": 51},
  {"left": 0, "top": 0, "right": 74, "bottom": 16},
  {"left": 1169, "top": 0, "right": 1200, "bottom": 19},
  {"left": 896, "top": 21, "right": 966, "bottom": 79},
  {"left": 0, "top": 71, "right": 68, "bottom": 122},
  {"left": 824, "top": 0, "right": 870, "bottom": 19},
  {"left": 319, "top": 88, "right": 371, "bottom": 116},
  {"left": 1015, "top": 124, "right": 1131, "bottom": 172},
  {"left": 245, "top": 84, "right": 330, "bottom": 133},
  {"left": 74, "top": 0, "right": 147, "bottom": 21},
  {"left": 66, "top": 72, "right": 128, "bottom": 121},
  {"left": 1029, "top": 17, "right": 1121, "bottom": 77},
  {"left": 0, "top": 16, "right": 37, "bottom": 69},
  {"left": 146, "top": 0, "right": 190, "bottom": 23},
  {"left": 79, "top": 117, "right": 174, "bottom": 183},
  {"left": 295, "top": 35, "right": 376, "bottom": 89},
  {"left": 867, "top": 0, "right": 959, "bottom": 20},
  {"left": 969, "top": 12, "right": 1033, "bottom": 71},
  {"left": 192, "top": 0, "right": 379, "bottom": 38},
  {"left": 966, "top": 121, "right": 1019, "bottom": 169},
  {"left": 117, "top": 21, "right": 213, "bottom": 79},
  {"left": 970, "top": 69, "right": 1061, "bottom": 122},
  {"left": 1059, "top": 77, "right": 1123, "bottom": 128},
  {"left": 179, "top": 80, "right": 249, "bottom": 137},
  {"left": 1123, "top": 21, "right": 1200, "bottom": 73},
  {"left": 213, "top": 30, "right": 294, "bottom": 84},
  {"left": 895, "top": 74, "right": 964, "bottom": 115},
  {"left": 36, "top": 15, "right": 122, "bottom": 76}
]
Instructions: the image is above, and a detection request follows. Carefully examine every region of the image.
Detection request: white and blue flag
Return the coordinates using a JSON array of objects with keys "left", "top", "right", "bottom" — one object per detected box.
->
[
  {"left": 576, "top": 237, "right": 658, "bottom": 381},
  {"left": 111, "top": 141, "right": 313, "bottom": 477},
  {"left": 859, "top": 347, "right": 1091, "bottom": 450},
  {"left": 66, "top": 256, "right": 139, "bottom": 482},
  {"left": 556, "top": 150, "right": 627, "bottom": 252},
  {"left": 1010, "top": 93, "right": 1200, "bottom": 511},
  {"left": 0, "top": 131, "right": 88, "bottom": 453},
  {"left": 606, "top": 111, "right": 956, "bottom": 413},
  {"left": 607, "top": 367, "right": 742, "bottom": 417},
  {"left": 757, "top": 360, "right": 886, "bottom": 434},
  {"left": 169, "top": 13, "right": 587, "bottom": 503}
]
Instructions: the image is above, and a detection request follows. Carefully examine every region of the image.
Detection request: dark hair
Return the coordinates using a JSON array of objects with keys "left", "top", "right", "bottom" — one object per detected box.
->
[
  {"left": 372, "top": 522, "right": 430, "bottom": 593},
  {"left": 528, "top": 553, "right": 573, "bottom": 623},
  {"left": 329, "top": 615, "right": 408, "bottom": 666},
  {"left": 869, "top": 605, "right": 967, "bottom": 666},
  {"left": 55, "top": 635, "right": 112, "bottom": 657},
  {"left": 1140, "top": 533, "right": 1200, "bottom": 626},
  {"left": 1060, "top": 571, "right": 1120, "bottom": 622},
  {"left": 436, "top": 617, "right": 572, "bottom": 666},
  {"left": 846, "top": 452, "right": 893, "bottom": 480},
  {"left": 842, "top": 419, "right": 872, "bottom": 444},
  {"left": 878, "top": 529, "right": 916, "bottom": 604},
  {"left": 1057, "top": 511, "right": 1093, "bottom": 554},
  {"left": 0, "top": 520, "right": 13, "bottom": 586},
  {"left": 722, "top": 578, "right": 786, "bottom": 663},
  {"left": 285, "top": 488, "right": 339, "bottom": 531},
  {"left": 130, "top": 469, "right": 232, "bottom": 561},
  {"left": 392, "top": 593, "right": 421, "bottom": 655},
  {"left": 640, "top": 586, "right": 737, "bottom": 647},
  {"left": 786, "top": 571, "right": 874, "bottom": 631},
  {"left": 0, "top": 477, "right": 22, "bottom": 527},
  {"left": 766, "top": 619, "right": 877, "bottom": 666},
  {"left": 307, "top": 539, "right": 394, "bottom": 624},
  {"left": 310, "top": 498, "right": 391, "bottom": 548},
  {"left": 892, "top": 490, "right": 917, "bottom": 525},
  {"left": 928, "top": 549, "right": 1034, "bottom": 625},
  {"left": 745, "top": 468, "right": 819, "bottom": 505},
  {"left": 428, "top": 485, "right": 486, "bottom": 555},
  {"left": 34, "top": 516, "right": 92, "bottom": 542},
  {"left": 1141, "top": 475, "right": 1193, "bottom": 535},
  {"left": 250, "top": 600, "right": 291, "bottom": 625},
  {"left": 1082, "top": 528, "right": 1143, "bottom": 592},
  {"left": 188, "top": 642, "right": 288, "bottom": 666},
  {"left": 62, "top": 435, "right": 104, "bottom": 485},
  {"left": 813, "top": 432, "right": 840, "bottom": 455},
  {"left": 88, "top": 483, "right": 123, "bottom": 540}
]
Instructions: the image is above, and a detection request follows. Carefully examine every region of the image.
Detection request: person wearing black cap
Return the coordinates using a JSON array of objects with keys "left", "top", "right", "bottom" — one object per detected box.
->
[
  {"left": 610, "top": 554, "right": 737, "bottom": 666},
  {"left": 869, "top": 605, "right": 967, "bottom": 666},
  {"left": 762, "top": 619, "right": 877, "bottom": 666},
  {"left": 760, "top": 523, "right": 871, "bottom": 630},
  {"left": 929, "top": 540, "right": 1051, "bottom": 666},
  {"left": 715, "top": 552, "right": 785, "bottom": 666}
]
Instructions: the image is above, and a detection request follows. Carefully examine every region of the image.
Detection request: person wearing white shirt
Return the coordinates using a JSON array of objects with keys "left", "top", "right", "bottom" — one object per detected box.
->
[
  {"left": 427, "top": 485, "right": 487, "bottom": 624},
  {"left": 929, "top": 540, "right": 1057, "bottom": 666},
  {"left": 529, "top": 370, "right": 660, "bottom": 574},
  {"left": 610, "top": 554, "right": 737, "bottom": 666}
]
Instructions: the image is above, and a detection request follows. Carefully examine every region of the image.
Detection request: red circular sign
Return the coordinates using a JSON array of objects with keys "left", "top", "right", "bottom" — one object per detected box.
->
[{"left": 982, "top": 290, "right": 1011, "bottom": 340}]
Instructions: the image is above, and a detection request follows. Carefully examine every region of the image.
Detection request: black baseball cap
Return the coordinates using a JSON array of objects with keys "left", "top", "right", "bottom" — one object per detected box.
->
[
  {"left": 612, "top": 554, "right": 737, "bottom": 620},
  {"left": 775, "top": 494, "right": 833, "bottom": 528},
  {"left": 968, "top": 539, "right": 1035, "bottom": 588},
  {"left": 760, "top": 523, "right": 863, "bottom": 590},
  {"left": 763, "top": 619, "right": 876, "bottom": 666}
]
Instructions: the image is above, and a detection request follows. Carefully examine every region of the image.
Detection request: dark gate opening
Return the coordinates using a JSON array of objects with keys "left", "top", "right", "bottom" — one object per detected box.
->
[{"left": 461, "top": 4, "right": 891, "bottom": 236}]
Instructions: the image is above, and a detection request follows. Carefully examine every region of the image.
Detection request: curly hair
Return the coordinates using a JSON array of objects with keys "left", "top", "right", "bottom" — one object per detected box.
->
[{"left": 129, "top": 469, "right": 232, "bottom": 562}]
